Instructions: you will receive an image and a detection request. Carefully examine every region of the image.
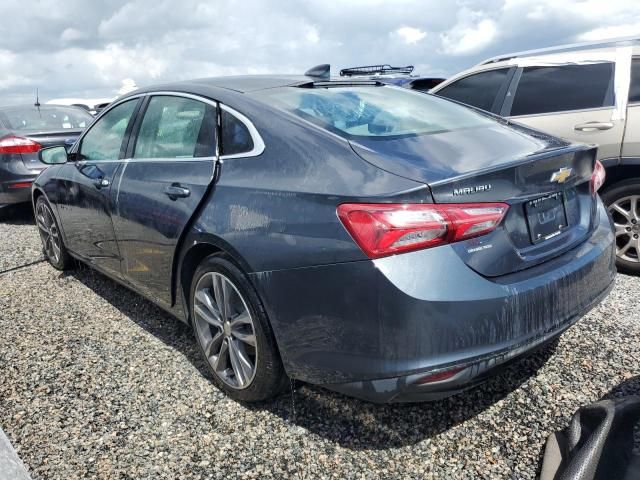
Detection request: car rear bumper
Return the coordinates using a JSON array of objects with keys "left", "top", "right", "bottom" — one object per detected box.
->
[
  {"left": 0, "top": 179, "right": 35, "bottom": 207},
  {"left": 250, "top": 200, "right": 616, "bottom": 403},
  {"left": 0, "top": 155, "right": 41, "bottom": 207}
]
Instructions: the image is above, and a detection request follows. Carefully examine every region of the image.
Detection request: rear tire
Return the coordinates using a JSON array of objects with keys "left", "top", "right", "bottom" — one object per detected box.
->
[
  {"left": 35, "top": 196, "right": 72, "bottom": 270},
  {"left": 600, "top": 178, "right": 640, "bottom": 275},
  {"left": 189, "top": 254, "right": 287, "bottom": 402}
]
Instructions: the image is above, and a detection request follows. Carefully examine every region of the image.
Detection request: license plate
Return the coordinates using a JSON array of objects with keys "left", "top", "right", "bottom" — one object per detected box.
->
[{"left": 525, "top": 192, "right": 568, "bottom": 243}]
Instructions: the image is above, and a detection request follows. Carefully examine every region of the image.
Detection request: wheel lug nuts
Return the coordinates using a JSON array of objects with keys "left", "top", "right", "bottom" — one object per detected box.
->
[
  {"left": 627, "top": 227, "right": 632, "bottom": 231},
  {"left": 635, "top": 234, "right": 639, "bottom": 239}
]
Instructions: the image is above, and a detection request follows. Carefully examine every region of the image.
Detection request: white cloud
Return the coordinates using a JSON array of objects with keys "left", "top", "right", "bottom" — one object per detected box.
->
[
  {"left": 306, "top": 26, "right": 320, "bottom": 44},
  {"left": 578, "top": 24, "right": 640, "bottom": 41},
  {"left": 440, "top": 12, "right": 498, "bottom": 55},
  {"left": 0, "top": 0, "right": 638, "bottom": 104},
  {"left": 395, "top": 26, "right": 427, "bottom": 44}
]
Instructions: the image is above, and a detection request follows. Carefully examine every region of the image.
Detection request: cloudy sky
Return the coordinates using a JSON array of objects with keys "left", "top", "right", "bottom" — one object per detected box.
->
[{"left": 1, "top": 0, "right": 638, "bottom": 105}]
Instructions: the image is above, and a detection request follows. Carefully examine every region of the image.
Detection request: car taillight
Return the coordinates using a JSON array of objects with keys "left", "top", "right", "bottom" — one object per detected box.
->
[
  {"left": 0, "top": 135, "right": 42, "bottom": 154},
  {"left": 590, "top": 160, "right": 605, "bottom": 195},
  {"left": 337, "top": 202, "right": 509, "bottom": 258}
]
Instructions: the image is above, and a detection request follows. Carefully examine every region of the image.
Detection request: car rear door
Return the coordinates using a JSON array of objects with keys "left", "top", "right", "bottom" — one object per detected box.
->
[
  {"left": 621, "top": 57, "right": 640, "bottom": 158},
  {"left": 55, "top": 98, "right": 142, "bottom": 277},
  {"left": 110, "top": 93, "right": 219, "bottom": 307},
  {"left": 503, "top": 63, "right": 625, "bottom": 162}
]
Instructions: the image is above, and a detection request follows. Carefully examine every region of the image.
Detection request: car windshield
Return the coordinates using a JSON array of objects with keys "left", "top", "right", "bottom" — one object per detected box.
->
[
  {"left": 1, "top": 106, "right": 93, "bottom": 131},
  {"left": 258, "top": 85, "right": 494, "bottom": 138}
]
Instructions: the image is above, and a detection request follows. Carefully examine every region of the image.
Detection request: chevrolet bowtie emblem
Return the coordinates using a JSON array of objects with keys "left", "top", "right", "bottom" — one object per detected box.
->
[{"left": 550, "top": 167, "right": 572, "bottom": 184}]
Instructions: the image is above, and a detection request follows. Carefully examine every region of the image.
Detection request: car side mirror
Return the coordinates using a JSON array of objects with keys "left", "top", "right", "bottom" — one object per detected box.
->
[{"left": 39, "top": 146, "right": 68, "bottom": 165}]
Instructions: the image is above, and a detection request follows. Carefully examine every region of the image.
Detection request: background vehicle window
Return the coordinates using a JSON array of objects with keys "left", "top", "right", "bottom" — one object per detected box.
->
[
  {"left": 2, "top": 106, "right": 92, "bottom": 131},
  {"left": 135, "top": 96, "right": 216, "bottom": 159},
  {"left": 221, "top": 110, "right": 253, "bottom": 155},
  {"left": 435, "top": 69, "right": 510, "bottom": 111},
  {"left": 630, "top": 58, "right": 640, "bottom": 103},
  {"left": 79, "top": 100, "right": 137, "bottom": 161},
  {"left": 510, "top": 63, "right": 614, "bottom": 116}
]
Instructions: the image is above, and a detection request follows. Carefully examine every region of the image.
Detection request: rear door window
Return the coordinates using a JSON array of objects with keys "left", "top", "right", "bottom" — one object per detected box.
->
[
  {"left": 134, "top": 96, "right": 216, "bottom": 159},
  {"left": 510, "top": 63, "right": 614, "bottom": 116},
  {"left": 434, "top": 68, "right": 511, "bottom": 112},
  {"left": 629, "top": 58, "right": 640, "bottom": 103}
]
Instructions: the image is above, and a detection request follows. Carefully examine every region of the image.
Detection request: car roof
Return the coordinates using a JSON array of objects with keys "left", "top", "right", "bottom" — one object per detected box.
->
[
  {"left": 120, "top": 75, "right": 404, "bottom": 110},
  {"left": 431, "top": 36, "right": 640, "bottom": 94},
  {"left": 150, "top": 75, "right": 312, "bottom": 94},
  {"left": 479, "top": 35, "right": 640, "bottom": 66}
]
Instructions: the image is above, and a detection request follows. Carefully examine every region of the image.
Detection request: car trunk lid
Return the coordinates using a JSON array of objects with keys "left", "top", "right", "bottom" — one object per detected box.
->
[{"left": 349, "top": 123, "right": 599, "bottom": 277}]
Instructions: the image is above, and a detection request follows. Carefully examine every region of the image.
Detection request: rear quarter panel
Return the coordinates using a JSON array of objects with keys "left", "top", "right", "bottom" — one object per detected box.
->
[{"left": 187, "top": 102, "right": 427, "bottom": 273}]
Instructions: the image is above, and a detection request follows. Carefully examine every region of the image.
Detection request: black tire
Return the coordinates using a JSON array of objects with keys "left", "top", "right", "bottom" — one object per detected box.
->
[
  {"left": 189, "top": 254, "right": 287, "bottom": 402},
  {"left": 35, "top": 196, "right": 72, "bottom": 270},
  {"left": 600, "top": 178, "right": 640, "bottom": 275}
]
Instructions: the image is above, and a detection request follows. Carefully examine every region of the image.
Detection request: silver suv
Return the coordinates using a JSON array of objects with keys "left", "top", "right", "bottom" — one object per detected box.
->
[{"left": 431, "top": 37, "right": 640, "bottom": 274}]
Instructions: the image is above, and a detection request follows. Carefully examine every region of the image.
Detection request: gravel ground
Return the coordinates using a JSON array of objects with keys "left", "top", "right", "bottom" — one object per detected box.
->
[{"left": 1, "top": 206, "right": 639, "bottom": 479}]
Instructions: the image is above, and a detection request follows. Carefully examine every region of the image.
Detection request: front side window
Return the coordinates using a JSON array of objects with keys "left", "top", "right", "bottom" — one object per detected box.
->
[
  {"left": 629, "top": 58, "right": 640, "bottom": 103},
  {"left": 510, "top": 63, "right": 614, "bottom": 116},
  {"left": 79, "top": 100, "right": 138, "bottom": 161},
  {"left": 434, "top": 68, "right": 510, "bottom": 112},
  {"left": 258, "top": 85, "right": 493, "bottom": 139},
  {"left": 134, "top": 96, "right": 216, "bottom": 159}
]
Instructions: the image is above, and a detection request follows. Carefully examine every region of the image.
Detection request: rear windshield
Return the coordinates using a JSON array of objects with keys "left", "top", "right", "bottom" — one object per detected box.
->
[
  {"left": 257, "top": 85, "right": 494, "bottom": 138},
  {"left": 1, "top": 106, "right": 93, "bottom": 131}
]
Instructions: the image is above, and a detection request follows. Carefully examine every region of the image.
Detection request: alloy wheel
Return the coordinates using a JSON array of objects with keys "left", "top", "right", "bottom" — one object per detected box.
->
[
  {"left": 36, "top": 201, "right": 62, "bottom": 264},
  {"left": 608, "top": 195, "right": 640, "bottom": 263},
  {"left": 193, "top": 272, "right": 258, "bottom": 389}
]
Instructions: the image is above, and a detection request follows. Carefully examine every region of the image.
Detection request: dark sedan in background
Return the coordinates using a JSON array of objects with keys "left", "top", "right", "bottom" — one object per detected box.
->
[
  {"left": 0, "top": 104, "right": 92, "bottom": 216},
  {"left": 32, "top": 75, "right": 615, "bottom": 403}
]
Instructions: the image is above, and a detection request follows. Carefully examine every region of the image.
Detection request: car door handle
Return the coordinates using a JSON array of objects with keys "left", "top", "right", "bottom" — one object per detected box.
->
[
  {"left": 574, "top": 121, "right": 614, "bottom": 131},
  {"left": 164, "top": 184, "right": 191, "bottom": 199},
  {"left": 94, "top": 178, "right": 110, "bottom": 189}
]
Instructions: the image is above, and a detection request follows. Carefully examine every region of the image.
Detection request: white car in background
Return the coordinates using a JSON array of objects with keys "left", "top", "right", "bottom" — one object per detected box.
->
[{"left": 431, "top": 36, "right": 640, "bottom": 274}]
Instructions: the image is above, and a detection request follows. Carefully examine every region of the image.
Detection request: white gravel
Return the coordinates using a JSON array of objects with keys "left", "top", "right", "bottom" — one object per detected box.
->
[{"left": 1, "top": 207, "right": 639, "bottom": 479}]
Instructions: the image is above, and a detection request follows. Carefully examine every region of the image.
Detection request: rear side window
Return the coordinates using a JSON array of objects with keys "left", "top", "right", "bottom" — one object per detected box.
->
[
  {"left": 221, "top": 110, "right": 254, "bottom": 156},
  {"left": 435, "top": 68, "right": 510, "bottom": 112},
  {"left": 510, "top": 63, "right": 614, "bottom": 116},
  {"left": 630, "top": 58, "right": 640, "bottom": 103},
  {"left": 134, "top": 96, "right": 216, "bottom": 159}
]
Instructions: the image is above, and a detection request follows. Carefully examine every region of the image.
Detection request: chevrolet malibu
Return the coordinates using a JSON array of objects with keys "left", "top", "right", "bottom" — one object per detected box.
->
[{"left": 32, "top": 75, "right": 616, "bottom": 403}]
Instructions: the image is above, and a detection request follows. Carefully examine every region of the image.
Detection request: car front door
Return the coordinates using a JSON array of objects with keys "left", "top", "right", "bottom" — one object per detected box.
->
[
  {"left": 503, "top": 63, "right": 625, "bottom": 162},
  {"left": 56, "top": 98, "right": 141, "bottom": 277},
  {"left": 110, "top": 94, "right": 219, "bottom": 308}
]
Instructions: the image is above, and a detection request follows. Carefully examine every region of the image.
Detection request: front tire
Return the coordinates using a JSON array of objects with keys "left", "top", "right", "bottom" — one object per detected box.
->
[
  {"left": 601, "top": 178, "right": 640, "bottom": 275},
  {"left": 190, "top": 254, "right": 287, "bottom": 402},
  {"left": 35, "top": 196, "right": 72, "bottom": 270}
]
